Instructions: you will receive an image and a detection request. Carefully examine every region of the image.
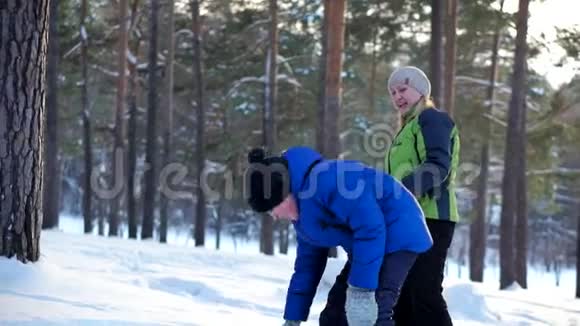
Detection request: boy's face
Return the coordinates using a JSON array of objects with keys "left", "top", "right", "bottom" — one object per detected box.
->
[{"left": 271, "top": 195, "right": 298, "bottom": 221}]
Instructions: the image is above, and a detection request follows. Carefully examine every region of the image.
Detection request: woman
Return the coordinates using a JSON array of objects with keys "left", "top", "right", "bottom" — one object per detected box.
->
[
  {"left": 386, "top": 66, "right": 460, "bottom": 326},
  {"left": 245, "top": 146, "right": 433, "bottom": 326}
]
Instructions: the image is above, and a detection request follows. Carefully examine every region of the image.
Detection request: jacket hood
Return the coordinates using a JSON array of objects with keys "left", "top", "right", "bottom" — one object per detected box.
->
[{"left": 282, "top": 146, "right": 324, "bottom": 194}]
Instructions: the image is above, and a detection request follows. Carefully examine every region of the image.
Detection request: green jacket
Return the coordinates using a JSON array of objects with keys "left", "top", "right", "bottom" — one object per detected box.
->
[{"left": 385, "top": 106, "right": 460, "bottom": 222}]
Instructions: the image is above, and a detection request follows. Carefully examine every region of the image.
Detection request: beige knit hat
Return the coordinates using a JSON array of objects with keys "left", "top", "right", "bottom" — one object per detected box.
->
[{"left": 387, "top": 66, "right": 432, "bottom": 97}]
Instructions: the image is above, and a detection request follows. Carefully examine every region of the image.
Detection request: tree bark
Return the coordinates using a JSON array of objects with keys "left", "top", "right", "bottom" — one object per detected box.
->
[
  {"left": 470, "top": 0, "right": 504, "bottom": 283},
  {"left": 0, "top": 0, "right": 50, "bottom": 262},
  {"left": 279, "top": 221, "right": 289, "bottom": 254},
  {"left": 369, "top": 35, "right": 378, "bottom": 114},
  {"left": 323, "top": 0, "right": 345, "bottom": 160},
  {"left": 160, "top": 0, "right": 175, "bottom": 244},
  {"left": 80, "top": 0, "right": 93, "bottom": 235},
  {"left": 369, "top": 0, "right": 383, "bottom": 115},
  {"left": 259, "top": 0, "right": 279, "bottom": 256},
  {"left": 142, "top": 0, "right": 160, "bottom": 240},
  {"left": 499, "top": 0, "right": 529, "bottom": 290},
  {"left": 515, "top": 97, "right": 528, "bottom": 289},
  {"left": 324, "top": 0, "right": 346, "bottom": 259},
  {"left": 98, "top": 198, "right": 105, "bottom": 236},
  {"left": 127, "top": 0, "right": 141, "bottom": 240},
  {"left": 110, "top": 0, "right": 130, "bottom": 237},
  {"left": 444, "top": 0, "right": 457, "bottom": 115},
  {"left": 430, "top": 0, "right": 444, "bottom": 106},
  {"left": 316, "top": 0, "right": 329, "bottom": 154},
  {"left": 43, "top": 0, "right": 61, "bottom": 230},
  {"left": 191, "top": 0, "right": 206, "bottom": 247},
  {"left": 576, "top": 205, "right": 580, "bottom": 298}
]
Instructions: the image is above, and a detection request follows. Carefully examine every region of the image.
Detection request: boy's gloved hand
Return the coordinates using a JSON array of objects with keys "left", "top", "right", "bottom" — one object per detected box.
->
[
  {"left": 282, "top": 320, "right": 300, "bottom": 326},
  {"left": 345, "top": 285, "right": 378, "bottom": 326}
]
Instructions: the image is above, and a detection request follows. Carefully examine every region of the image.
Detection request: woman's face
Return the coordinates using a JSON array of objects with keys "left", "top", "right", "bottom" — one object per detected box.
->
[
  {"left": 389, "top": 83, "right": 423, "bottom": 115},
  {"left": 271, "top": 194, "right": 298, "bottom": 221}
]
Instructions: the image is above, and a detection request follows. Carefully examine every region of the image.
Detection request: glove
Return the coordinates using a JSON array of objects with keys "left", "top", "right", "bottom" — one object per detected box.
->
[
  {"left": 345, "top": 285, "right": 378, "bottom": 326},
  {"left": 282, "top": 321, "right": 300, "bottom": 326}
]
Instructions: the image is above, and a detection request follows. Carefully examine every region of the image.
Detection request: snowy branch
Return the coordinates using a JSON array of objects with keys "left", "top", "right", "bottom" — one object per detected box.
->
[
  {"left": 63, "top": 42, "right": 81, "bottom": 59},
  {"left": 90, "top": 64, "right": 120, "bottom": 78},
  {"left": 456, "top": 75, "right": 541, "bottom": 112},
  {"left": 483, "top": 113, "right": 507, "bottom": 127},
  {"left": 526, "top": 168, "right": 580, "bottom": 177},
  {"left": 226, "top": 74, "right": 302, "bottom": 98}
]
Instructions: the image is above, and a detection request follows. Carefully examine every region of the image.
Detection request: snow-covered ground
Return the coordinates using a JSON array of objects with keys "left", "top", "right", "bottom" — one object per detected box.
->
[{"left": 0, "top": 217, "right": 579, "bottom": 325}]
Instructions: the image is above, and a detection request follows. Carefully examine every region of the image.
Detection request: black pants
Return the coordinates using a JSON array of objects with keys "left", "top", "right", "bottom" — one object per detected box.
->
[
  {"left": 319, "top": 251, "right": 417, "bottom": 326},
  {"left": 393, "top": 219, "right": 456, "bottom": 326}
]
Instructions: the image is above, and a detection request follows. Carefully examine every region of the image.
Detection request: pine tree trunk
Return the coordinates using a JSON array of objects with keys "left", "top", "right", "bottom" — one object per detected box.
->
[
  {"left": 470, "top": 0, "right": 504, "bottom": 283},
  {"left": 279, "top": 221, "right": 289, "bottom": 254},
  {"left": 142, "top": 0, "right": 160, "bottom": 240},
  {"left": 80, "top": 0, "right": 93, "bottom": 235},
  {"left": 259, "top": 0, "right": 279, "bottom": 256},
  {"left": 369, "top": 0, "right": 379, "bottom": 115},
  {"left": 576, "top": 205, "right": 580, "bottom": 298},
  {"left": 316, "top": 0, "right": 329, "bottom": 154},
  {"left": 110, "top": 0, "right": 130, "bottom": 237},
  {"left": 127, "top": 0, "right": 141, "bottom": 240},
  {"left": 443, "top": 0, "right": 457, "bottom": 115},
  {"left": 430, "top": 0, "right": 444, "bottom": 105},
  {"left": 324, "top": 0, "right": 346, "bottom": 259},
  {"left": 43, "top": 0, "right": 61, "bottom": 230},
  {"left": 192, "top": 0, "right": 206, "bottom": 247},
  {"left": 515, "top": 101, "right": 528, "bottom": 289},
  {"left": 369, "top": 33, "right": 378, "bottom": 114},
  {"left": 323, "top": 0, "right": 345, "bottom": 160},
  {"left": 0, "top": 0, "right": 49, "bottom": 262},
  {"left": 160, "top": 0, "right": 175, "bottom": 244},
  {"left": 499, "top": 0, "right": 529, "bottom": 290},
  {"left": 98, "top": 199, "right": 105, "bottom": 236}
]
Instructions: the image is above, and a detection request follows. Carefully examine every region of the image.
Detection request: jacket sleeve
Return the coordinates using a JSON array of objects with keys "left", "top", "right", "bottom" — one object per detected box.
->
[
  {"left": 284, "top": 237, "right": 329, "bottom": 321},
  {"left": 321, "top": 183, "right": 386, "bottom": 290},
  {"left": 402, "top": 108, "right": 454, "bottom": 198}
]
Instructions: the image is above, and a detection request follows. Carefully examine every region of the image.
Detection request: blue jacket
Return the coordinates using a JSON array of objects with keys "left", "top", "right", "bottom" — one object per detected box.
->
[{"left": 282, "top": 146, "right": 433, "bottom": 321}]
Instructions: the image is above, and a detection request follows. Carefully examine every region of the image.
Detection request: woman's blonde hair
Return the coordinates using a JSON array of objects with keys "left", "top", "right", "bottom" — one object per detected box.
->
[{"left": 424, "top": 97, "right": 435, "bottom": 108}]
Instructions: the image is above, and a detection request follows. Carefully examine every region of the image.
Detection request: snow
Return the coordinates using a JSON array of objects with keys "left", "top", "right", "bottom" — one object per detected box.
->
[{"left": 0, "top": 218, "right": 579, "bottom": 325}]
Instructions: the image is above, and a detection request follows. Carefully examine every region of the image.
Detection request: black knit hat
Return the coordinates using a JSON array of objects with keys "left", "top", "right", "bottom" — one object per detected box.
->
[{"left": 245, "top": 148, "right": 290, "bottom": 213}]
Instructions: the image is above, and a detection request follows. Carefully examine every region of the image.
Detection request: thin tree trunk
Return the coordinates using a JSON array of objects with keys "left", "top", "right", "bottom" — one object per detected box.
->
[
  {"left": 142, "top": 0, "right": 160, "bottom": 240},
  {"left": 323, "top": 0, "right": 345, "bottom": 160},
  {"left": 515, "top": 99, "right": 528, "bottom": 289},
  {"left": 43, "top": 0, "right": 61, "bottom": 230},
  {"left": 499, "top": 0, "right": 529, "bottom": 290},
  {"left": 316, "top": 0, "right": 329, "bottom": 154},
  {"left": 369, "top": 0, "right": 381, "bottom": 114},
  {"left": 216, "top": 201, "right": 223, "bottom": 250},
  {"left": 430, "top": 0, "right": 444, "bottom": 105},
  {"left": 470, "top": 0, "right": 504, "bottom": 283},
  {"left": 444, "top": 0, "right": 458, "bottom": 115},
  {"left": 259, "top": 0, "right": 279, "bottom": 256},
  {"left": 324, "top": 0, "right": 346, "bottom": 259},
  {"left": 127, "top": 0, "right": 141, "bottom": 240},
  {"left": 160, "top": 0, "right": 175, "bottom": 244},
  {"left": 81, "top": 0, "right": 93, "bottom": 235},
  {"left": 369, "top": 31, "right": 378, "bottom": 114},
  {"left": 191, "top": 0, "right": 206, "bottom": 247},
  {"left": 98, "top": 198, "right": 105, "bottom": 236},
  {"left": 110, "top": 0, "right": 130, "bottom": 237},
  {"left": 576, "top": 205, "right": 580, "bottom": 298},
  {"left": 279, "top": 221, "right": 289, "bottom": 254},
  {"left": 0, "top": 0, "right": 49, "bottom": 262}
]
